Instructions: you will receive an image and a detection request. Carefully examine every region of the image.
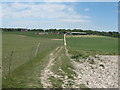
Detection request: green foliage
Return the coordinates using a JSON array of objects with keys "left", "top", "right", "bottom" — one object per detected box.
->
[
  {"left": 88, "top": 59, "right": 95, "bottom": 64},
  {"left": 49, "top": 76, "right": 63, "bottom": 88}
]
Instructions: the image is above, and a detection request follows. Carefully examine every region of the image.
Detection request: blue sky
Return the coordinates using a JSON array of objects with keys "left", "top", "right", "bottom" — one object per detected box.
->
[
  {"left": 2, "top": 0, "right": 119, "bottom": 2},
  {"left": 2, "top": 2, "right": 118, "bottom": 31}
]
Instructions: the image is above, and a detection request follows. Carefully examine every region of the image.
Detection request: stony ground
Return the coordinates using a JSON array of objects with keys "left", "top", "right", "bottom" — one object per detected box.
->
[{"left": 72, "top": 55, "right": 118, "bottom": 88}]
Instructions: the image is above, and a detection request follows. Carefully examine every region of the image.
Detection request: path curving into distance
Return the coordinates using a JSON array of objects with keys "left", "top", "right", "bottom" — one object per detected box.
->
[{"left": 40, "top": 46, "right": 63, "bottom": 88}]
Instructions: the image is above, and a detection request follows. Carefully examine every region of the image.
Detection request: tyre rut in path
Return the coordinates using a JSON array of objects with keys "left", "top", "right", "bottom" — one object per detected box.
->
[{"left": 40, "top": 46, "right": 63, "bottom": 88}]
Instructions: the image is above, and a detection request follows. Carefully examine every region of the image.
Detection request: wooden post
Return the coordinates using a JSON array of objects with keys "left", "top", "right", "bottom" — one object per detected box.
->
[{"left": 9, "top": 51, "right": 13, "bottom": 75}]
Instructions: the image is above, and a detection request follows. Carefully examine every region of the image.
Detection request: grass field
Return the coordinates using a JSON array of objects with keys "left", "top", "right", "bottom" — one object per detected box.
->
[
  {"left": 3, "top": 31, "right": 63, "bottom": 39},
  {"left": 66, "top": 36, "right": 118, "bottom": 58},
  {"left": 2, "top": 31, "right": 118, "bottom": 88},
  {"left": 2, "top": 32, "right": 63, "bottom": 88}
]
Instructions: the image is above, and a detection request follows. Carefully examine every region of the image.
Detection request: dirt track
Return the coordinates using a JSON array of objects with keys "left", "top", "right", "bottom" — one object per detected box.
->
[
  {"left": 40, "top": 46, "right": 63, "bottom": 88},
  {"left": 40, "top": 34, "right": 119, "bottom": 88}
]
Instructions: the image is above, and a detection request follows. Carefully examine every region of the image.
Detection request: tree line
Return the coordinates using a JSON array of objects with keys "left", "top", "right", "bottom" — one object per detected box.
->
[{"left": 2, "top": 28, "right": 120, "bottom": 38}]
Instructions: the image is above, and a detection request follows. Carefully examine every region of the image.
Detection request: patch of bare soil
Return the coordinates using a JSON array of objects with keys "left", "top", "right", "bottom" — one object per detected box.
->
[
  {"left": 72, "top": 55, "right": 118, "bottom": 88},
  {"left": 51, "top": 39, "right": 63, "bottom": 40},
  {"left": 66, "top": 35, "right": 111, "bottom": 38},
  {"left": 18, "top": 35, "right": 27, "bottom": 37}
]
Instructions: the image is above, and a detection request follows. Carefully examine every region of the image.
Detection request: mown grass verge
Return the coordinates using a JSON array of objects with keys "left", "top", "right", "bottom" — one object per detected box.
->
[
  {"left": 52, "top": 47, "right": 76, "bottom": 76},
  {"left": 49, "top": 47, "right": 89, "bottom": 89},
  {"left": 49, "top": 47, "right": 76, "bottom": 88}
]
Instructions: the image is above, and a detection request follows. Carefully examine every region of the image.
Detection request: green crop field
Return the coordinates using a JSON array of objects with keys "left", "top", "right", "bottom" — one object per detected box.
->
[
  {"left": 2, "top": 32, "right": 63, "bottom": 88},
  {"left": 3, "top": 31, "right": 63, "bottom": 39},
  {"left": 66, "top": 36, "right": 118, "bottom": 57}
]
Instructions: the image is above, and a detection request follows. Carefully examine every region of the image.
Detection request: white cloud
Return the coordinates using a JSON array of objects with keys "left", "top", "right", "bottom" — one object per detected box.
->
[
  {"left": 0, "top": 3, "right": 2, "bottom": 18},
  {"left": 44, "top": 0, "right": 78, "bottom": 2},
  {"left": 2, "top": 3, "right": 90, "bottom": 22},
  {"left": 2, "top": 0, "right": 119, "bottom": 2},
  {"left": 0, "top": 3, "right": 2, "bottom": 27},
  {"left": 60, "top": 19, "right": 90, "bottom": 23},
  {"left": 2, "top": 0, "right": 79, "bottom": 2},
  {"left": 84, "top": 8, "right": 90, "bottom": 11},
  {"left": 11, "top": 3, "right": 30, "bottom": 9}
]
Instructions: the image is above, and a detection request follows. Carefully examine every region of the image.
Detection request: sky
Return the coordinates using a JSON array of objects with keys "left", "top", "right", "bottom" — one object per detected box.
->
[
  {"left": 1, "top": 0, "right": 120, "bottom": 2},
  {"left": 1, "top": 1, "right": 118, "bottom": 32}
]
